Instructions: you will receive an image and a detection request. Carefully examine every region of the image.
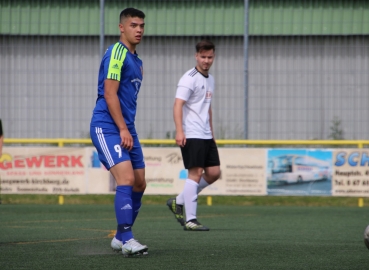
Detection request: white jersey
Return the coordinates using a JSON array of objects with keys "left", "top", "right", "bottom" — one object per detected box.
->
[{"left": 175, "top": 67, "right": 215, "bottom": 139}]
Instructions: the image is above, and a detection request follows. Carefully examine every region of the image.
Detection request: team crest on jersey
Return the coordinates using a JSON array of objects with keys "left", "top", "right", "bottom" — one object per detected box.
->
[
  {"left": 131, "top": 78, "right": 142, "bottom": 95},
  {"left": 205, "top": 91, "right": 212, "bottom": 102}
]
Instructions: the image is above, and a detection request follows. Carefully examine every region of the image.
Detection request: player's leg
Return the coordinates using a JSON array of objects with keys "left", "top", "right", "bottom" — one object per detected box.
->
[
  {"left": 110, "top": 162, "right": 148, "bottom": 256},
  {"left": 114, "top": 133, "right": 148, "bottom": 255},
  {"left": 182, "top": 167, "right": 209, "bottom": 231},
  {"left": 110, "top": 161, "right": 135, "bottom": 244},
  {"left": 132, "top": 168, "right": 145, "bottom": 223},
  {"left": 181, "top": 139, "right": 210, "bottom": 231},
  {"left": 174, "top": 174, "right": 208, "bottom": 206},
  {"left": 167, "top": 139, "right": 200, "bottom": 226},
  {"left": 184, "top": 166, "right": 201, "bottom": 219},
  {"left": 130, "top": 134, "right": 146, "bottom": 225},
  {"left": 177, "top": 139, "right": 220, "bottom": 198},
  {"left": 90, "top": 126, "right": 147, "bottom": 255},
  {"left": 199, "top": 139, "right": 221, "bottom": 193},
  {"left": 169, "top": 172, "right": 209, "bottom": 224},
  {"left": 182, "top": 139, "right": 220, "bottom": 231}
]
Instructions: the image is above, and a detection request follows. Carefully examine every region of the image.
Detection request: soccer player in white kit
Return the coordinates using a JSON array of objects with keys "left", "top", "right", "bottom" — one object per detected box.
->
[{"left": 167, "top": 40, "right": 221, "bottom": 231}]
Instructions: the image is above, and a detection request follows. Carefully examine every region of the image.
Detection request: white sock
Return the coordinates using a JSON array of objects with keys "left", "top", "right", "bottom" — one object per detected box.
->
[
  {"left": 176, "top": 192, "right": 184, "bottom": 205},
  {"left": 177, "top": 176, "right": 209, "bottom": 205},
  {"left": 197, "top": 176, "right": 209, "bottom": 194},
  {"left": 183, "top": 179, "right": 199, "bottom": 222}
]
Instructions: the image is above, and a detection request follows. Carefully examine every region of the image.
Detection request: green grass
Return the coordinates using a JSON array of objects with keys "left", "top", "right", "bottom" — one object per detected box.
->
[
  {"left": 1, "top": 194, "right": 369, "bottom": 207},
  {"left": 0, "top": 203, "right": 368, "bottom": 269}
]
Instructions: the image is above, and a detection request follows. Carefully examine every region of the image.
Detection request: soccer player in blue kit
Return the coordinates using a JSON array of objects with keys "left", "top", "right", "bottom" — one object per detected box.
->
[{"left": 90, "top": 8, "right": 148, "bottom": 256}]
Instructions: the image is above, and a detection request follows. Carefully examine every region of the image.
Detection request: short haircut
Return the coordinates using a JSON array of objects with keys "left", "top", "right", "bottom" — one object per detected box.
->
[
  {"left": 120, "top": 8, "right": 145, "bottom": 22},
  {"left": 196, "top": 40, "right": 215, "bottom": 53}
]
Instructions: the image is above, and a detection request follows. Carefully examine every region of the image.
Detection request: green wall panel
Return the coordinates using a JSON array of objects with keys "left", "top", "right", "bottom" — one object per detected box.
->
[{"left": 1, "top": 0, "right": 368, "bottom": 36}]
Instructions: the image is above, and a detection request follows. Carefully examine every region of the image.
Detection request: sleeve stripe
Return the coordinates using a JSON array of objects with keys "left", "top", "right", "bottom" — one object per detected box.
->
[
  {"left": 113, "top": 43, "right": 123, "bottom": 60},
  {"left": 107, "top": 43, "right": 128, "bottom": 81}
]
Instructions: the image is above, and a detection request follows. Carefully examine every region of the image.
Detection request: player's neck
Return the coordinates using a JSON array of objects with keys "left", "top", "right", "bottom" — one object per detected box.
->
[
  {"left": 120, "top": 38, "right": 136, "bottom": 54},
  {"left": 195, "top": 66, "right": 209, "bottom": 77}
]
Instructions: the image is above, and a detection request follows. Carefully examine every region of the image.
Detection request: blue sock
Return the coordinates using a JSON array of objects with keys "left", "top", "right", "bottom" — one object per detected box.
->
[
  {"left": 114, "top": 185, "right": 134, "bottom": 243},
  {"left": 131, "top": 191, "right": 144, "bottom": 225}
]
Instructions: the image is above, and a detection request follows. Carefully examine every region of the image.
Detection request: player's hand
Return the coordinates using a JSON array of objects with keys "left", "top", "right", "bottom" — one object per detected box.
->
[
  {"left": 120, "top": 129, "right": 133, "bottom": 151},
  {"left": 175, "top": 131, "right": 186, "bottom": 147}
]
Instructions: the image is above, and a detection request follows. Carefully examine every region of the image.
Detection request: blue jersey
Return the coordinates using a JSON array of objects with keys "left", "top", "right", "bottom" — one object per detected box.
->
[{"left": 90, "top": 41, "right": 143, "bottom": 131}]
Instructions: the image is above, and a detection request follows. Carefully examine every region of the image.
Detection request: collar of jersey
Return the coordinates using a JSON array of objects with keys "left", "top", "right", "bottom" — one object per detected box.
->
[
  {"left": 119, "top": 41, "right": 138, "bottom": 56},
  {"left": 195, "top": 67, "right": 209, "bottom": 78}
]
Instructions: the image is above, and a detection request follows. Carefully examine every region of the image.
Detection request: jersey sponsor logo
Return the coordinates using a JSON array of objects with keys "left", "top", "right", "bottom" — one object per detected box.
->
[{"left": 112, "top": 63, "right": 119, "bottom": 70}]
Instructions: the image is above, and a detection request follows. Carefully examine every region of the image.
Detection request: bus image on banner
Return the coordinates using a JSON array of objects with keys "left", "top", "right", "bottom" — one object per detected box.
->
[{"left": 268, "top": 155, "right": 330, "bottom": 184}]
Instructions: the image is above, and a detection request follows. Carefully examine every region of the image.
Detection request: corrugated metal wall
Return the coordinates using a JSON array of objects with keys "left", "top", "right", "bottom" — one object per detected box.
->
[
  {"left": 0, "top": 36, "right": 245, "bottom": 139},
  {"left": 1, "top": 35, "right": 368, "bottom": 140},
  {"left": 249, "top": 36, "right": 369, "bottom": 140},
  {"left": 0, "top": 36, "right": 99, "bottom": 138},
  {"left": 1, "top": 0, "right": 369, "bottom": 140}
]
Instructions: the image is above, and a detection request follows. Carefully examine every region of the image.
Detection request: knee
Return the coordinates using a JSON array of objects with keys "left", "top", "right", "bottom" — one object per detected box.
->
[
  {"left": 205, "top": 169, "right": 221, "bottom": 182},
  {"left": 215, "top": 170, "right": 221, "bottom": 180},
  {"left": 115, "top": 175, "right": 135, "bottom": 186},
  {"left": 134, "top": 180, "right": 146, "bottom": 192}
]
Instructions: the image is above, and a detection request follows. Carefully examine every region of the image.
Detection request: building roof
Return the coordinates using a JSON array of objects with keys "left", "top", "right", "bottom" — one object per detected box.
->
[{"left": 1, "top": 0, "right": 368, "bottom": 36}]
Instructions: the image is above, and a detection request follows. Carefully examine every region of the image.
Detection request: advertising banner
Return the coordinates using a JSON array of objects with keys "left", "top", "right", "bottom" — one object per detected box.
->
[
  {"left": 0, "top": 147, "right": 86, "bottom": 194},
  {"left": 142, "top": 147, "right": 266, "bottom": 196},
  {"left": 332, "top": 149, "right": 369, "bottom": 197},
  {"left": 2, "top": 146, "right": 369, "bottom": 197},
  {"left": 85, "top": 147, "right": 112, "bottom": 194},
  {"left": 207, "top": 148, "right": 266, "bottom": 195},
  {"left": 143, "top": 147, "right": 184, "bottom": 195},
  {"left": 267, "top": 149, "right": 333, "bottom": 196}
]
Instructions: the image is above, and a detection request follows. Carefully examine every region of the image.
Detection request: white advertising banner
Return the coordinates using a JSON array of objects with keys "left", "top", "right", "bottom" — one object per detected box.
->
[
  {"left": 0, "top": 146, "right": 267, "bottom": 195},
  {"left": 142, "top": 147, "right": 267, "bottom": 196},
  {"left": 0, "top": 147, "right": 86, "bottom": 194},
  {"left": 143, "top": 147, "right": 184, "bottom": 195},
  {"left": 332, "top": 149, "right": 369, "bottom": 197},
  {"left": 207, "top": 148, "right": 267, "bottom": 195},
  {"left": 2, "top": 146, "right": 368, "bottom": 197}
]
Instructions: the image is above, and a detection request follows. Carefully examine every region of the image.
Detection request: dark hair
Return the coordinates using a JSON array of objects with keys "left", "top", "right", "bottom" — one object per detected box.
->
[
  {"left": 196, "top": 40, "right": 215, "bottom": 53},
  {"left": 120, "top": 8, "right": 145, "bottom": 22}
]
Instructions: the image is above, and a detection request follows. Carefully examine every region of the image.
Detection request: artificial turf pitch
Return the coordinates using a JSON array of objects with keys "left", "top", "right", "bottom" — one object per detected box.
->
[{"left": 0, "top": 204, "right": 368, "bottom": 269}]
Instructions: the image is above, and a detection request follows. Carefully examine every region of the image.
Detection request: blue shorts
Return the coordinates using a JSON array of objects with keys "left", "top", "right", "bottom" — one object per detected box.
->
[{"left": 90, "top": 125, "right": 145, "bottom": 170}]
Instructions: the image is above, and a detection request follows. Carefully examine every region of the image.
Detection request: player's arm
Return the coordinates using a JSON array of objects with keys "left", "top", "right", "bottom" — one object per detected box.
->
[
  {"left": 173, "top": 98, "right": 186, "bottom": 147},
  {"left": 104, "top": 79, "right": 133, "bottom": 151},
  {"left": 209, "top": 104, "right": 215, "bottom": 141}
]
